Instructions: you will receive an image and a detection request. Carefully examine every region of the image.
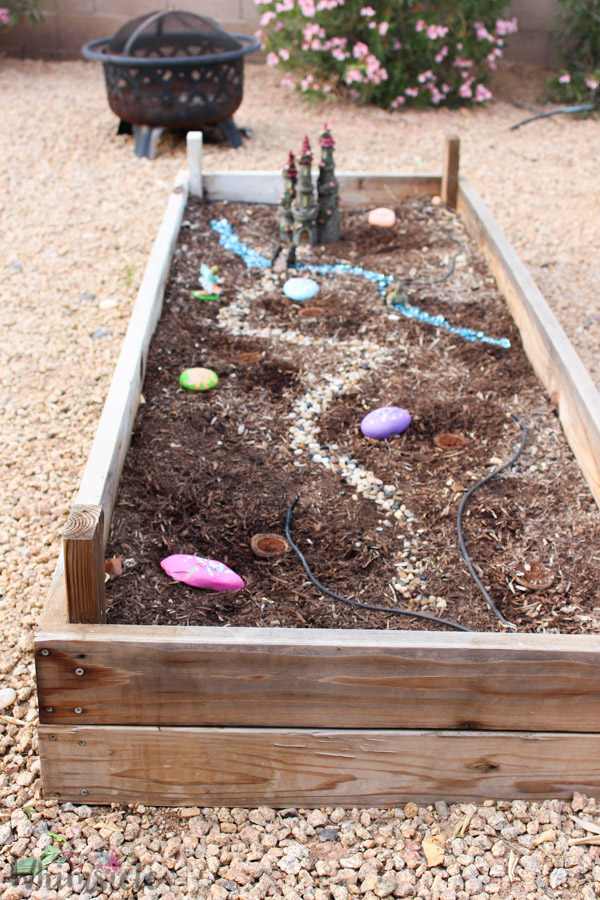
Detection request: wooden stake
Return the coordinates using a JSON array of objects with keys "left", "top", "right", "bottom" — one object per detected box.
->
[
  {"left": 63, "top": 505, "right": 106, "bottom": 625},
  {"left": 441, "top": 135, "right": 460, "bottom": 208},
  {"left": 187, "top": 131, "right": 203, "bottom": 198}
]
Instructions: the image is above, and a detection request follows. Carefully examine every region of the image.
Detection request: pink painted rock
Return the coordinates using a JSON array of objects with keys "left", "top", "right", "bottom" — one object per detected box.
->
[
  {"left": 161, "top": 554, "right": 244, "bottom": 591},
  {"left": 361, "top": 406, "right": 411, "bottom": 440},
  {"left": 367, "top": 207, "right": 396, "bottom": 227}
]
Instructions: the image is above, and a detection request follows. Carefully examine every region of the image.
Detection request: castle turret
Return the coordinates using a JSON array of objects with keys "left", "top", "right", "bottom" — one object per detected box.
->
[
  {"left": 291, "top": 136, "right": 318, "bottom": 247},
  {"left": 317, "top": 124, "right": 340, "bottom": 243},
  {"left": 278, "top": 151, "right": 297, "bottom": 242}
]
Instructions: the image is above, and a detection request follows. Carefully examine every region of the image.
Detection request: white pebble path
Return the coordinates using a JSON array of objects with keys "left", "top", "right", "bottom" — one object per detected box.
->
[{"left": 217, "top": 284, "right": 433, "bottom": 601}]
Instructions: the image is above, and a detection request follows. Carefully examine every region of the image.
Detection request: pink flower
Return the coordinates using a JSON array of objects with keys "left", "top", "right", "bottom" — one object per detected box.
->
[
  {"left": 300, "top": 73, "right": 314, "bottom": 91},
  {"left": 474, "top": 83, "right": 493, "bottom": 102},
  {"left": 558, "top": 73, "right": 571, "bottom": 84},
  {"left": 415, "top": 19, "right": 426, "bottom": 32},
  {"left": 378, "top": 22, "right": 389, "bottom": 36},
  {"left": 275, "top": 0, "right": 294, "bottom": 10},
  {"left": 352, "top": 41, "right": 369, "bottom": 59},
  {"left": 0, "top": 6, "right": 11, "bottom": 24},
  {"left": 426, "top": 24, "right": 448, "bottom": 40},
  {"left": 474, "top": 21, "right": 493, "bottom": 41},
  {"left": 586, "top": 76, "right": 599, "bottom": 90},
  {"left": 266, "top": 51, "right": 280, "bottom": 67},
  {"left": 405, "top": 86, "right": 419, "bottom": 97},
  {"left": 430, "top": 86, "right": 444, "bottom": 105},
  {"left": 417, "top": 69, "right": 434, "bottom": 83},
  {"left": 298, "top": 0, "right": 315, "bottom": 15},
  {"left": 393, "top": 39, "right": 402, "bottom": 50},
  {"left": 345, "top": 68, "right": 364, "bottom": 84},
  {"left": 279, "top": 48, "right": 290, "bottom": 60},
  {"left": 495, "top": 17, "right": 518, "bottom": 36},
  {"left": 435, "top": 45, "right": 448, "bottom": 63},
  {"left": 280, "top": 72, "right": 295, "bottom": 88},
  {"left": 459, "top": 78, "right": 474, "bottom": 98},
  {"left": 260, "top": 10, "right": 276, "bottom": 25},
  {"left": 360, "top": 6, "right": 375, "bottom": 15},
  {"left": 453, "top": 57, "right": 473, "bottom": 69},
  {"left": 391, "top": 95, "right": 406, "bottom": 108}
]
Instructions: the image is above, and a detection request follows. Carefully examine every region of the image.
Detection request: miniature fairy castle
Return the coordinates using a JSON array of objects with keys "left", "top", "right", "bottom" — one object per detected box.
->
[
  {"left": 278, "top": 151, "right": 297, "bottom": 241},
  {"left": 316, "top": 125, "right": 340, "bottom": 243},
  {"left": 278, "top": 125, "right": 340, "bottom": 248}
]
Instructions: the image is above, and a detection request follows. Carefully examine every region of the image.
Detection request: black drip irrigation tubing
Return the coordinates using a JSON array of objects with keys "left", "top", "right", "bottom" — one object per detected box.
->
[
  {"left": 510, "top": 104, "right": 596, "bottom": 130},
  {"left": 285, "top": 413, "right": 528, "bottom": 633},
  {"left": 284, "top": 496, "right": 473, "bottom": 633},
  {"left": 456, "top": 413, "right": 529, "bottom": 631}
]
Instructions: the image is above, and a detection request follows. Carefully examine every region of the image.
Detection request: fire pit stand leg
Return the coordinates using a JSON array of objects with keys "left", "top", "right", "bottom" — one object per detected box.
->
[
  {"left": 218, "top": 118, "right": 243, "bottom": 149},
  {"left": 133, "top": 125, "right": 164, "bottom": 160}
]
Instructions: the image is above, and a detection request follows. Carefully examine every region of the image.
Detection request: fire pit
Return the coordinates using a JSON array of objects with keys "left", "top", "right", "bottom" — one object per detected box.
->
[{"left": 82, "top": 10, "right": 260, "bottom": 156}]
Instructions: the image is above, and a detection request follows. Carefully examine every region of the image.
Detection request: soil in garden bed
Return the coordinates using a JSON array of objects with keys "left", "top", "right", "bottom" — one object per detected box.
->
[{"left": 105, "top": 197, "right": 600, "bottom": 633}]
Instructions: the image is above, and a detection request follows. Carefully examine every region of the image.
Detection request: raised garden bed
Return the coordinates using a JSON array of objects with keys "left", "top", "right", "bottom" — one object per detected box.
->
[{"left": 35, "top": 137, "right": 600, "bottom": 807}]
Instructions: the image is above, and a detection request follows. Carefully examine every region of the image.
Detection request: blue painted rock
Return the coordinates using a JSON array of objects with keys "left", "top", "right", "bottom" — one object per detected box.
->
[
  {"left": 179, "top": 367, "right": 218, "bottom": 391},
  {"left": 161, "top": 554, "right": 244, "bottom": 591},
  {"left": 283, "top": 277, "right": 320, "bottom": 302},
  {"left": 361, "top": 406, "right": 411, "bottom": 440}
]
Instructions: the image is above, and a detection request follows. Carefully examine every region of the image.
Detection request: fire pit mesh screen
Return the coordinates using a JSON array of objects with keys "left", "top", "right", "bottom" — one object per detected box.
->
[{"left": 108, "top": 10, "right": 243, "bottom": 59}]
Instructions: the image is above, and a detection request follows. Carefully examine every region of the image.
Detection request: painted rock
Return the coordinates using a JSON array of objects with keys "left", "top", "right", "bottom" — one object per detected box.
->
[
  {"left": 361, "top": 406, "right": 411, "bottom": 440},
  {"left": 368, "top": 207, "right": 396, "bottom": 228},
  {"left": 161, "top": 554, "right": 244, "bottom": 591},
  {"left": 0, "top": 687, "right": 16, "bottom": 711},
  {"left": 179, "top": 367, "right": 218, "bottom": 391},
  {"left": 283, "top": 277, "right": 320, "bottom": 302}
]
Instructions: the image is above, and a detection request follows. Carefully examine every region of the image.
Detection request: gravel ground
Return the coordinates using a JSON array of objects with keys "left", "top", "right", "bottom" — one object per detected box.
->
[{"left": 1, "top": 57, "right": 600, "bottom": 899}]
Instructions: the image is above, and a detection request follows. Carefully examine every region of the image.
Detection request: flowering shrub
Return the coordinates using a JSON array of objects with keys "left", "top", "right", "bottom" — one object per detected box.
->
[
  {"left": 0, "top": 0, "right": 45, "bottom": 28},
  {"left": 255, "top": 0, "right": 518, "bottom": 108},
  {"left": 548, "top": 0, "right": 600, "bottom": 105}
]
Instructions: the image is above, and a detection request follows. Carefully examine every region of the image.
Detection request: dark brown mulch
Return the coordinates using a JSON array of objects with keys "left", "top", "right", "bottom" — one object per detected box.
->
[{"left": 105, "top": 198, "right": 600, "bottom": 633}]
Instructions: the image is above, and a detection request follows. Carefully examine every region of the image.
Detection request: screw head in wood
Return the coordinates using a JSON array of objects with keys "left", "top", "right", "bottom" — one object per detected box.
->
[
  {"left": 41, "top": 649, "right": 50, "bottom": 656},
  {"left": 75, "top": 668, "right": 85, "bottom": 676},
  {"left": 74, "top": 707, "right": 83, "bottom": 714},
  {"left": 78, "top": 740, "right": 86, "bottom": 746},
  {"left": 46, "top": 707, "right": 54, "bottom": 713},
  {"left": 81, "top": 789, "right": 89, "bottom": 797},
  {"left": 49, "top": 734, "right": 57, "bottom": 741}
]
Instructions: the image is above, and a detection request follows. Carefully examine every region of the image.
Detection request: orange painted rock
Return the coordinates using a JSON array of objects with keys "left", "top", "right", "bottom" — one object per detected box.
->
[{"left": 368, "top": 207, "right": 396, "bottom": 227}]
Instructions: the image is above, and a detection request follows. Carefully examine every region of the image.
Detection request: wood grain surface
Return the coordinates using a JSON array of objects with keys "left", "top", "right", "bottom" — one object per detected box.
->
[
  {"left": 35, "top": 626, "right": 600, "bottom": 731},
  {"left": 38, "top": 724, "right": 600, "bottom": 806},
  {"left": 458, "top": 177, "right": 600, "bottom": 508},
  {"left": 202, "top": 172, "right": 442, "bottom": 207}
]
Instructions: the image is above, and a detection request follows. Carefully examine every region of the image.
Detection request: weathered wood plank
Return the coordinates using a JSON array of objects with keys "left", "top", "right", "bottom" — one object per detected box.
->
[
  {"left": 38, "top": 724, "right": 600, "bottom": 806},
  {"left": 441, "top": 135, "right": 460, "bottom": 208},
  {"left": 187, "top": 131, "right": 203, "bottom": 198},
  {"left": 458, "top": 177, "right": 600, "bottom": 508},
  {"left": 75, "top": 173, "right": 189, "bottom": 545},
  {"left": 202, "top": 171, "right": 441, "bottom": 207},
  {"left": 38, "top": 553, "right": 68, "bottom": 628},
  {"left": 34, "top": 626, "right": 600, "bottom": 731},
  {"left": 63, "top": 505, "right": 105, "bottom": 625}
]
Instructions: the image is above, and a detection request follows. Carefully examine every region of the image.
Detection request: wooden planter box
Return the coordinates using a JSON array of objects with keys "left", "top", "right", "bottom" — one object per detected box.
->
[{"left": 35, "top": 136, "right": 600, "bottom": 807}]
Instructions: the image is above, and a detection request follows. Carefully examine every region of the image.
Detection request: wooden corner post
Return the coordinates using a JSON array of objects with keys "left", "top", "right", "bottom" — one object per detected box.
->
[
  {"left": 63, "top": 504, "right": 106, "bottom": 624},
  {"left": 187, "top": 131, "right": 203, "bottom": 199},
  {"left": 441, "top": 135, "right": 460, "bottom": 208}
]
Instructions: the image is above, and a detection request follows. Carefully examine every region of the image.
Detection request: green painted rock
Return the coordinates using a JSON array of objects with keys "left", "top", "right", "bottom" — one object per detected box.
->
[{"left": 179, "top": 367, "right": 219, "bottom": 392}]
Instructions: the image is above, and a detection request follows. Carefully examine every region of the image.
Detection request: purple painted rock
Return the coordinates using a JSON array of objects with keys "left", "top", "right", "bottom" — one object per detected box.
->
[
  {"left": 360, "top": 406, "right": 411, "bottom": 440},
  {"left": 160, "top": 554, "right": 244, "bottom": 591}
]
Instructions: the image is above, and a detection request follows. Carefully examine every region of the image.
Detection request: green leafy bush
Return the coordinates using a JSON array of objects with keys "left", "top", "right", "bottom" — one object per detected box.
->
[
  {"left": 549, "top": 0, "right": 600, "bottom": 103},
  {"left": 255, "top": 0, "right": 518, "bottom": 108},
  {"left": 0, "top": 1, "right": 46, "bottom": 28}
]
